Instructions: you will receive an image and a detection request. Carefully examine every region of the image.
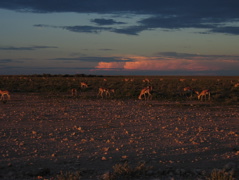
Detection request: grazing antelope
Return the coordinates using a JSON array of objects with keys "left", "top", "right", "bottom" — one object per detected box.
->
[
  {"left": 234, "top": 83, "right": 239, "bottom": 88},
  {"left": 97, "top": 88, "right": 114, "bottom": 98},
  {"left": 104, "top": 88, "right": 115, "bottom": 97},
  {"left": 80, "top": 82, "right": 88, "bottom": 89},
  {"left": 71, "top": 88, "right": 77, "bottom": 96},
  {"left": 179, "top": 78, "right": 186, "bottom": 82},
  {"left": 0, "top": 90, "right": 10, "bottom": 101},
  {"left": 196, "top": 89, "right": 211, "bottom": 101},
  {"left": 142, "top": 78, "right": 150, "bottom": 83},
  {"left": 138, "top": 86, "right": 153, "bottom": 100}
]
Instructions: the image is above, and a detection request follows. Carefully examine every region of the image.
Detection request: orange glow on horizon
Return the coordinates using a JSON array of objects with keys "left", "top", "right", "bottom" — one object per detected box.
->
[{"left": 94, "top": 55, "right": 228, "bottom": 71}]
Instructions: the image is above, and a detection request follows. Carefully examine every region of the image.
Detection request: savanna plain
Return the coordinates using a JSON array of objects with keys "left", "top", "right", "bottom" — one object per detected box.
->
[{"left": 0, "top": 75, "right": 239, "bottom": 180}]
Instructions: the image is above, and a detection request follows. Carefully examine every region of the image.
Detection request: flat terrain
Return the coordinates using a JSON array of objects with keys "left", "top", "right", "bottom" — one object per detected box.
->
[{"left": 0, "top": 93, "right": 238, "bottom": 179}]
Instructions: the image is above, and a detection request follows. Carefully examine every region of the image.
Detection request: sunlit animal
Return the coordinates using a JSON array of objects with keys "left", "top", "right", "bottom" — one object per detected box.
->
[
  {"left": 80, "top": 82, "right": 88, "bottom": 89},
  {"left": 0, "top": 90, "right": 10, "bottom": 101},
  {"left": 138, "top": 86, "right": 153, "bottom": 100},
  {"left": 196, "top": 89, "right": 211, "bottom": 101},
  {"left": 71, "top": 88, "right": 77, "bottom": 96}
]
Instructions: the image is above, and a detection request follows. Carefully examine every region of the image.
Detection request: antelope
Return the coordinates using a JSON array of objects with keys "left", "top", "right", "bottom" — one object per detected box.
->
[
  {"left": 234, "top": 83, "right": 239, "bottom": 88},
  {"left": 142, "top": 78, "right": 150, "bottom": 83},
  {"left": 138, "top": 86, "right": 153, "bottom": 100},
  {"left": 196, "top": 89, "right": 211, "bottom": 101},
  {"left": 0, "top": 90, "right": 10, "bottom": 101},
  {"left": 97, "top": 88, "right": 114, "bottom": 98},
  {"left": 71, "top": 88, "right": 77, "bottom": 96},
  {"left": 80, "top": 82, "right": 88, "bottom": 89},
  {"left": 104, "top": 88, "right": 115, "bottom": 97}
]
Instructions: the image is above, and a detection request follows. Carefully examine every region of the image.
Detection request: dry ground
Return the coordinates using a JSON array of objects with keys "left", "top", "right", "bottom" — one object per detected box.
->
[{"left": 0, "top": 93, "right": 238, "bottom": 179}]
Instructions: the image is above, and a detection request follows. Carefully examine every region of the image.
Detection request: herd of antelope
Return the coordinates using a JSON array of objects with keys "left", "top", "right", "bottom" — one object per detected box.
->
[
  {"left": 183, "top": 87, "right": 211, "bottom": 101},
  {"left": 71, "top": 82, "right": 116, "bottom": 99},
  {"left": 70, "top": 80, "right": 216, "bottom": 101},
  {"left": 1, "top": 78, "right": 239, "bottom": 102}
]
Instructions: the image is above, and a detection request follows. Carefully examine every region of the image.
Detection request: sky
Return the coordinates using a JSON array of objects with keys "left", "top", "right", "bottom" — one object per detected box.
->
[{"left": 1, "top": 0, "right": 239, "bottom": 76}]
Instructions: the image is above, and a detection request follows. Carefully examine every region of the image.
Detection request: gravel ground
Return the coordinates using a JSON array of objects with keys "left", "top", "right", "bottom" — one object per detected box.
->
[{"left": 0, "top": 93, "right": 238, "bottom": 179}]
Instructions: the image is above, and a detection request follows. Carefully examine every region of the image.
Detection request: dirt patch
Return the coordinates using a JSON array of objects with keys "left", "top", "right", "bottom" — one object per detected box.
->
[{"left": 0, "top": 93, "right": 238, "bottom": 179}]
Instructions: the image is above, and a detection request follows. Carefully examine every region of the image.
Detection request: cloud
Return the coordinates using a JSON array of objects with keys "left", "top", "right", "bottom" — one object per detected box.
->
[
  {"left": 62, "top": 25, "right": 112, "bottom": 34},
  {"left": 50, "top": 56, "right": 134, "bottom": 62},
  {"left": 157, "top": 52, "right": 239, "bottom": 60},
  {"left": 138, "top": 15, "right": 214, "bottom": 30},
  {"left": 96, "top": 62, "right": 125, "bottom": 69},
  {"left": 98, "top": 49, "right": 114, "bottom": 51},
  {"left": 0, "top": 59, "right": 14, "bottom": 63},
  {"left": 0, "top": 58, "right": 24, "bottom": 64},
  {"left": 91, "top": 18, "right": 125, "bottom": 25},
  {"left": 113, "top": 25, "right": 148, "bottom": 35},
  {"left": 210, "top": 26, "right": 239, "bottom": 35},
  {"left": 0, "top": 45, "right": 57, "bottom": 51},
  {"left": 2, "top": 0, "right": 238, "bottom": 17},
  {"left": 34, "top": 23, "right": 146, "bottom": 35},
  {"left": 34, "top": 24, "right": 114, "bottom": 34},
  {"left": 94, "top": 53, "right": 239, "bottom": 72},
  {"left": 4, "top": 0, "right": 237, "bottom": 36}
]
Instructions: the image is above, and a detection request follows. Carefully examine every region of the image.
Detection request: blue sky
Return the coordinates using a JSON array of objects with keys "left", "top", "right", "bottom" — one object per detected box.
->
[{"left": 1, "top": 0, "right": 239, "bottom": 75}]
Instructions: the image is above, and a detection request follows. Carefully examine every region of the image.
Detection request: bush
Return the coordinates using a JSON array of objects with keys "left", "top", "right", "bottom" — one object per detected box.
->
[
  {"left": 56, "top": 171, "right": 81, "bottom": 180},
  {"left": 207, "top": 169, "right": 234, "bottom": 180}
]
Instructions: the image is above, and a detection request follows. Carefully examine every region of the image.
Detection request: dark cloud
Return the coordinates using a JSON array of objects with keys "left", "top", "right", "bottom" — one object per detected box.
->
[
  {"left": 3, "top": 0, "right": 239, "bottom": 35},
  {"left": 2, "top": 0, "right": 238, "bottom": 16},
  {"left": 113, "top": 26, "right": 147, "bottom": 35},
  {"left": 35, "top": 24, "right": 113, "bottom": 34},
  {"left": 0, "top": 59, "right": 24, "bottom": 64},
  {"left": 91, "top": 18, "right": 125, "bottom": 25},
  {"left": 0, "top": 59, "right": 14, "bottom": 63},
  {"left": 210, "top": 26, "right": 239, "bottom": 35},
  {"left": 0, "top": 45, "right": 57, "bottom": 50},
  {"left": 62, "top": 25, "right": 112, "bottom": 34},
  {"left": 50, "top": 56, "right": 134, "bottom": 62},
  {"left": 158, "top": 52, "right": 239, "bottom": 60},
  {"left": 98, "top": 49, "right": 114, "bottom": 51},
  {"left": 34, "top": 24, "right": 146, "bottom": 35},
  {"left": 138, "top": 15, "right": 215, "bottom": 30}
]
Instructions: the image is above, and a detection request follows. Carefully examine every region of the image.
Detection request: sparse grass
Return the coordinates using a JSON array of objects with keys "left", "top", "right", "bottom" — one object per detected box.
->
[
  {"left": 103, "top": 162, "right": 153, "bottom": 180},
  {"left": 54, "top": 163, "right": 238, "bottom": 180},
  {"left": 0, "top": 75, "right": 239, "bottom": 103},
  {"left": 207, "top": 169, "right": 234, "bottom": 180},
  {"left": 56, "top": 171, "right": 82, "bottom": 180}
]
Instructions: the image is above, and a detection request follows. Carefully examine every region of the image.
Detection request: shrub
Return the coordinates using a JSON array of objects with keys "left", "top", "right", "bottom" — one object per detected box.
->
[
  {"left": 109, "top": 162, "right": 152, "bottom": 179},
  {"left": 207, "top": 169, "right": 234, "bottom": 180},
  {"left": 56, "top": 171, "right": 81, "bottom": 180}
]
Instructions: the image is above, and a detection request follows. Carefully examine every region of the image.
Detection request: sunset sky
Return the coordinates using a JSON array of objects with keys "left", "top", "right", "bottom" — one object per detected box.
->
[{"left": 1, "top": 0, "right": 239, "bottom": 75}]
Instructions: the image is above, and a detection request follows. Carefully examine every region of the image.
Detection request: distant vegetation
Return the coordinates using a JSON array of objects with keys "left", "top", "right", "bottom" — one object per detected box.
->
[{"left": 0, "top": 75, "right": 239, "bottom": 103}]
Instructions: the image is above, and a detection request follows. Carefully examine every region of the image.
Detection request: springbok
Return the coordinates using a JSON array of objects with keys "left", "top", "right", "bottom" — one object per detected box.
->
[
  {"left": 196, "top": 89, "right": 211, "bottom": 101},
  {"left": 80, "top": 82, "right": 88, "bottom": 89},
  {"left": 138, "top": 86, "right": 153, "bottom": 100},
  {"left": 0, "top": 90, "right": 10, "bottom": 101},
  {"left": 71, "top": 88, "right": 77, "bottom": 96}
]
